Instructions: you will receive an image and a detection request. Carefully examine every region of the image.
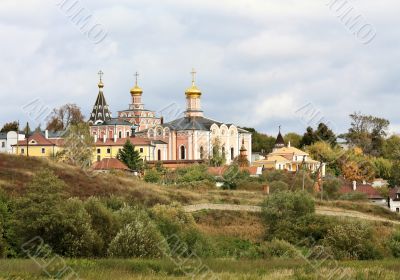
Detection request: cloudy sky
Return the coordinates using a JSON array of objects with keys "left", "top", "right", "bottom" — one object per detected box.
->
[{"left": 0, "top": 0, "right": 399, "bottom": 135}]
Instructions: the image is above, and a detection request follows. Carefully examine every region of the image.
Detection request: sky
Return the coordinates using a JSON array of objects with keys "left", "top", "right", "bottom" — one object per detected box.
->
[{"left": 0, "top": 0, "right": 399, "bottom": 136}]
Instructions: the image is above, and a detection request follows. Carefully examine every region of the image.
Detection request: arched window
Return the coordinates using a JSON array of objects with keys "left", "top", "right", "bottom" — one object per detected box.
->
[
  {"left": 200, "top": 146, "right": 204, "bottom": 159},
  {"left": 222, "top": 146, "right": 226, "bottom": 157},
  {"left": 118, "top": 131, "right": 122, "bottom": 138},
  {"left": 157, "top": 149, "right": 162, "bottom": 161},
  {"left": 231, "top": 147, "right": 234, "bottom": 160},
  {"left": 180, "top": 146, "right": 186, "bottom": 160}
]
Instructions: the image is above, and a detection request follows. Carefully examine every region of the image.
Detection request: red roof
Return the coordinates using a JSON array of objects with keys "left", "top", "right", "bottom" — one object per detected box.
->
[
  {"left": 13, "top": 132, "right": 62, "bottom": 146},
  {"left": 92, "top": 158, "right": 130, "bottom": 171},
  {"left": 339, "top": 183, "right": 384, "bottom": 199},
  {"left": 389, "top": 187, "right": 400, "bottom": 200}
]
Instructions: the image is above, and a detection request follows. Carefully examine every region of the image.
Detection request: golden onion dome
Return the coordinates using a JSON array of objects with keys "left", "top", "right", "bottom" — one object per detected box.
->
[
  {"left": 185, "top": 82, "right": 202, "bottom": 97},
  {"left": 98, "top": 81, "right": 104, "bottom": 89},
  {"left": 130, "top": 84, "right": 143, "bottom": 95}
]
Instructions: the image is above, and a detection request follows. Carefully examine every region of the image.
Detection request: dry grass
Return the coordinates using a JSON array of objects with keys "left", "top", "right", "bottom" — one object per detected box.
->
[{"left": 193, "top": 210, "right": 265, "bottom": 242}]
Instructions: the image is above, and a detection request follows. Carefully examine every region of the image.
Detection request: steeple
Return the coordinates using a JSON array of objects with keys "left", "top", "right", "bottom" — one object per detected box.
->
[
  {"left": 185, "top": 68, "right": 203, "bottom": 118},
  {"left": 88, "top": 70, "right": 112, "bottom": 125},
  {"left": 274, "top": 125, "right": 285, "bottom": 149},
  {"left": 130, "top": 72, "right": 144, "bottom": 109}
]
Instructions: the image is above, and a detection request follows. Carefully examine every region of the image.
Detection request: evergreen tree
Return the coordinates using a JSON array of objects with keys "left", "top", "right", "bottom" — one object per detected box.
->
[
  {"left": 0, "top": 121, "right": 18, "bottom": 133},
  {"left": 22, "top": 122, "right": 31, "bottom": 136},
  {"left": 117, "top": 140, "right": 143, "bottom": 171}
]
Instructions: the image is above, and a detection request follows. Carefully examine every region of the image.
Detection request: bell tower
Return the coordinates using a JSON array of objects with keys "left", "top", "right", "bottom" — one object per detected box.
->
[{"left": 185, "top": 68, "right": 203, "bottom": 118}]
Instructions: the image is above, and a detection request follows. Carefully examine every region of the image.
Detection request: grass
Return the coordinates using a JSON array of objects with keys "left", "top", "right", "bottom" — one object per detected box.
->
[{"left": 0, "top": 258, "right": 399, "bottom": 279}]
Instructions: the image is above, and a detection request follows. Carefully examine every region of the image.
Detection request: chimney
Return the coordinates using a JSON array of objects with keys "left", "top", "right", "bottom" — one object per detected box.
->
[
  {"left": 45, "top": 130, "right": 49, "bottom": 139},
  {"left": 362, "top": 180, "right": 366, "bottom": 185},
  {"left": 94, "top": 135, "right": 98, "bottom": 143},
  {"left": 288, "top": 141, "right": 291, "bottom": 148},
  {"left": 352, "top": 181, "right": 357, "bottom": 191}
]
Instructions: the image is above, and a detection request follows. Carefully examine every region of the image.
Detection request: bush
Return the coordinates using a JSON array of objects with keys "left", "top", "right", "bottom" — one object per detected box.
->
[
  {"left": 151, "top": 203, "right": 214, "bottom": 257},
  {"left": 84, "top": 197, "right": 119, "bottom": 256},
  {"left": 322, "top": 220, "right": 382, "bottom": 260},
  {"left": 388, "top": 231, "right": 400, "bottom": 258},
  {"left": 258, "top": 239, "right": 299, "bottom": 259},
  {"left": 144, "top": 169, "right": 162, "bottom": 183},
  {"left": 321, "top": 176, "right": 341, "bottom": 200},
  {"left": 108, "top": 216, "right": 167, "bottom": 258},
  {"left": 269, "top": 181, "right": 289, "bottom": 193}
]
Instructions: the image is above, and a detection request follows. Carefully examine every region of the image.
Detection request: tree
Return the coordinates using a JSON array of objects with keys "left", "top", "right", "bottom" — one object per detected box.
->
[
  {"left": 306, "top": 141, "right": 342, "bottom": 175},
  {"left": 300, "top": 127, "right": 315, "bottom": 147},
  {"left": 372, "top": 157, "right": 392, "bottom": 179},
  {"left": 46, "top": 104, "right": 85, "bottom": 131},
  {"left": 59, "top": 123, "right": 93, "bottom": 168},
  {"left": 34, "top": 124, "right": 42, "bottom": 132},
  {"left": 382, "top": 135, "right": 400, "bottom": 161},
  {"left": 209, "top": 137, "right": 226, "bottom": 167},
  {"left": 284, "top": 133, "right": 302, "bottom": 148},
  {"left": 241, "top": 127, "right": 276, "bottom": 153},
  {"left": 314, "top": 123, "right": 337, "bottom": 146},
  {"left": 117, "top": 140, "right": 143, "bottom": 171},
  {"left": 345, "top": 112, "right": 389, "bottom": 156},
  {"left": 0, "top": 121, "right": 18, "bottom": 133},
  {"left": 22, "top": 122, "right": 31, "bottom": 136}
]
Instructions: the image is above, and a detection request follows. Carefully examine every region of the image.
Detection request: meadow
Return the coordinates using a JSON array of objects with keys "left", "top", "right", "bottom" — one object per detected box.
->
[{"left": 0, "top": 258, "right": 399, "bottom": 280}]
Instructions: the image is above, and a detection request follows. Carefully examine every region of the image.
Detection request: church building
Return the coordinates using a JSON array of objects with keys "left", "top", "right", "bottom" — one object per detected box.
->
[{"left": 88, "top": 70, "right": 252, "bottom": 164}]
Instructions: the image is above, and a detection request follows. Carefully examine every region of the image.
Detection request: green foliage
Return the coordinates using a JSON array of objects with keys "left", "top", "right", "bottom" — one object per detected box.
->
[
  {"left": 84, "top": 197, "right": 119, "bottom": 256},
  {"left": 8, "top": 170, "right": 99, "bottom": 257},
  {"left": 388, "top": 231, "right": 400, "bottom": 258},
  {"left": 322, "top": 220, "right": 382, "bottom": 260},
  {"left": 176, "top": 164, "right": 214, "bottom": 183},
  {"left": 372, "top": 157, "right": 392, "bottom": 179},
  {"left": 300, "top": 123, "right": 337, "bottom": 148},
  {"left": 151, "top": 203, "right": 213, "bottom": 258},
  {"left": 109, "top": 206, "right": 166, "bottom": 258},
  {"left": 344, "top": 112, "right": 390, "bottom": 156},
  {"left": 284, "top": 133, "right": 302, "bottom": 148},
  {"left": 321, "top": 176, "right": 341, "bottom": 200},
  {"left": 262, "top": 191, "right": 315, "bottom": 242},
  {"left": 382, "top": 135, "right": 400, "bottom": 160},
  {"left": 144, "top": 169, "right": 162, "bottom": 183},
  {"left": 269, "top": 181, "right": 289, "bottom": 193},
  {"left": 117, "top": 140, "right": 143, "bottom": 171},
  {"left": 258, "top": 239, "right": 299, "bottom": 259},
  {"left": 0, "top": 121, "right": 18, "bottom": 133},
  {"left": 209, "top": 138, "right": 226, "bottom": 167},
  {"left": 240, "top": 127, "right": 276, "bottom": 153}
]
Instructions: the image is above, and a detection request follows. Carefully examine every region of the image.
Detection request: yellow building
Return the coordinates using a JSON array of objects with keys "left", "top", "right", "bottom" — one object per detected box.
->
[
  {"left": 253, "top": 130, "right": 325, "bottom": 176},
  {"left": 12, "top": 131, "right": 63, "bottom": 157},
  {"left": 12, "top": 131, "right": 168, "bottom": 163},
  {"left": 92, "top": 137, "right": 168, "bottom": 162}
]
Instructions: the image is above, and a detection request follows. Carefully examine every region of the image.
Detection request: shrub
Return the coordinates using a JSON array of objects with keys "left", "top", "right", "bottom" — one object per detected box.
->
[
  {"left": 108, "top": 212, "right": 166, "bottom": 258},
  {"left": 262, "top": 191, "right": 317, "bottom": 243},
  {"left": 151, "top": 203, "right": 213, "bottom": 257},
  {"left": 258, "top": 239, "right": 299, "bottom": 259},
  {"left": 269, "top": 181, "right": 289, "bottom": 193},
  {"left": 388, "top": 231, "right": 400, "bottom": 258},
  {"left": 144, "top": 169, "right": 162, "bottom": 183},
  {"left": 321, "top": 176, "right": 341, "bottom": 200},
  {"left": 322, "top": 220, "right": 382, "bottom": 260},
  {"left": 84, "top": 197, "right": 119, "bottom": 256}
]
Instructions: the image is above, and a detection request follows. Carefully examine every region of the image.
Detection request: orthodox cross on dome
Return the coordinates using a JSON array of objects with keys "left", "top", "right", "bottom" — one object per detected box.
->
[
  {"left": 98, "top": 70, "right": 104, "bottom": 82},
  {"left": 134, "top": 71, "right": 139, "bottom": 85},
  {"left": 190, "top": 68, "right": 196, "bottom": 85},
  {"left": 279, "top": 125, "right": 281, "bottom": 133}
]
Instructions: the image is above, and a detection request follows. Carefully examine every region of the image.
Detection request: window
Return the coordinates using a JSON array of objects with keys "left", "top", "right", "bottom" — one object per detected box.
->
[
  {"left": 180, "top": 146, "right": 186, "bottom": 160},
  {"left": 21, "top": 148, "right": 24, "bottom": 154},
  {"left": 41, "top": 148, "right": 45, "bottom": 154},
  {"left": 126, "top": 132, "right": 130, "bottom": 137},
  {"left": 200, "top": 146, "right": 204, "bottom": 159},
  {"left": 397, "top": 208, "right": 400, "bottom": 213},
  {"left": 97, "top": 155, "right": 101, "bottom": 162},
  {"left": 1, "top": 142, "right": 5, "bottom": 148},
  {"left": 107, "top": 148, "right": 111, "bottom": 154},
  {"left": 157, "top": 149, "right": 161, "bottom": 161},
  {"left": 97, "top": 148, "right": 101, "bottom": 154},
  {"left": 118, "top": 131, "right": 122, "bottom": 138},
  {"left": 140, "top": 148, "right": 144, "bottom": 153},
  {"left": 222, "top": 146, "right": 225, "bottom": 157},
  {"left": 231, "top": 147, "right": 234, "bottom": 160}
]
